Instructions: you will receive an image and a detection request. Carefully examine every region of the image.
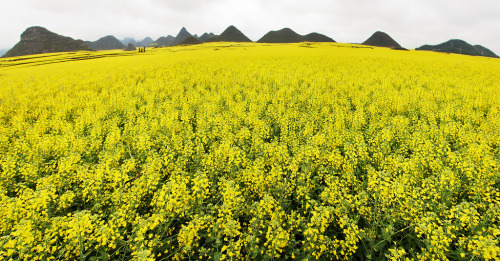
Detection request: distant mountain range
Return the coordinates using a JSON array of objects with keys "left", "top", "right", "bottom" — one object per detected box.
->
[
  {"left": 150, "top": 27, "right": 194, "bottom": 47},
  {"left": 258, "top": 28, "right": 335, "bottom": 43},
  {"left": 137, "top": 37, "right": 154, "bottom": 47},
  {"left": 121, "top": 37, "right": 136, "bottom": 46},
  {"left": 2, "top": 26, "right": 498, "bottom": 58},
  {"left": 2, "top": 26, "right": 90, "bottom": 58},
  {"left": 85, "top": 35, "right": 125, "bottom": 51},
  {"left": 150, "top": 28, "right": 219, "bottom": 47},
  {"left": 0, "top": 49, "right": 8, "bottom": 56},
  {"left": 152, "top": 35, "right": 175, "bottom": 47},
  {"left": 120, "top": 37, "right": 154, "bottom": 47},
  {"left": 206, "top": 25, "right": 252, "bottom": 42},
  {"left": 416, "top": 39, "right": 499, "bottom": 58},
  {"left": 171, "top": 27, "right": 193, "bottom": 46},
  {"left": 198, "top": 33, "right": 216, "bottom": 42}
]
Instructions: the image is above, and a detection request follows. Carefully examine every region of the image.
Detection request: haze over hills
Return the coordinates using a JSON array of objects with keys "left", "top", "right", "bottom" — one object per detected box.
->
[
  {"left": 151, "top": 28, "right": 217, "bottom": 46},
  {"left": 198, "top": 33, "right": 216, "bottom": 42},
  {"left": 416, "top": 39, "right": 499, "bottom": 58},
  {"left": 85, "top": 35, "right": 125, "bottom": 51},
  {"left": 258, "top": 28, "right": 334, "bottom": 43},
  {"left": 362, "top": 31, "right": 404, "bottom": 49},
  {"left": 205, "top": 25, "right": 252, "bottom": 42},
  {"left": 152, "top": 35, "right": 175, "bottom": 47},
  {"left": 151, "top": 28, "right": 196, "bottom": 47},
  {"left": 120, "top": 37, "right": 154, "bottom": 47},
  {"left": 0, "top": 49, "right": 8, "bottom": 57},
  {"left": 137, "top": 37, "right": 154, "bottom": 47},
  {"left": 2, "top": 26, "right": 90, "bottom": 58},
  {"left": 121, "top": 37, "right": 137, "bottom": 46},
  {"left": 2, "top": 26, "right": 498, "bottom": 59}
]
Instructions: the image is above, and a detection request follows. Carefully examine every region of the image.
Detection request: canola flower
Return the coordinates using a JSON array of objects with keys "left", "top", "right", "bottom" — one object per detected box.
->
[{"left": 0, "top": 42, "right": 499, "bottom": 260}]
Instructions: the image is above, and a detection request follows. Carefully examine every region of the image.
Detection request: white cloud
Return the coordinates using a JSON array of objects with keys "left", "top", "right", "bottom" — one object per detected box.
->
[{"left": 1, "top": 0, "right": 499, "bottom": 54}]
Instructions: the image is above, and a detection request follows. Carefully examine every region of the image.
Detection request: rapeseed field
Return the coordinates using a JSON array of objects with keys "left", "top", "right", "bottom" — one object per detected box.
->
[{"left": 0, "top": 43, "right": 499, "bottom": 260}]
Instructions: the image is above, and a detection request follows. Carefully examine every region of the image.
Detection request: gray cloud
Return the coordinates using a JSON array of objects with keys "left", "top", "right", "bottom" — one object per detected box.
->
[{"left": 1, "top": 0, "right": 499, "bottom": 55}]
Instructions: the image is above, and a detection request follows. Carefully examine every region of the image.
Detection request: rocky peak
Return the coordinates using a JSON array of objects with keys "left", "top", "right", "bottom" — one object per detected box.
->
[
  {"left": 20, "top": 26, "right": 52, "bottom": 41},
  {"left": 3, "top": 26, "right": 90, "bottom": 58},
  {"left": 173, "top": 27, "right": 193, "bottom": 45}
]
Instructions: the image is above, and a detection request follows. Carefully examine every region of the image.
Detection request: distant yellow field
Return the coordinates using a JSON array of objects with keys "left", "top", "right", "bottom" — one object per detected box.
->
[{"left": 0, "top": 43, "right": 499, "bottom": 260}]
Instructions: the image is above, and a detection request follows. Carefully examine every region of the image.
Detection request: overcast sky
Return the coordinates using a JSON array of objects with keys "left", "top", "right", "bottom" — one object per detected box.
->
[{"left": 2, "top": 0, "right": 499, "bottom": 54}]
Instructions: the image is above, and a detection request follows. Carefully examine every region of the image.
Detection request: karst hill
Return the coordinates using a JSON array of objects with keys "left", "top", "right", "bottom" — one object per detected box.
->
[{"left": 3, "top": 26, "right": 90, "bottom": 57}]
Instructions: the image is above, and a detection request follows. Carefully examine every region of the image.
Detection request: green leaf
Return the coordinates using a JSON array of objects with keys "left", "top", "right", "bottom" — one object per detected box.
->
[{"left": 214, "top": 252, "right": 222, "bottom": 261}]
